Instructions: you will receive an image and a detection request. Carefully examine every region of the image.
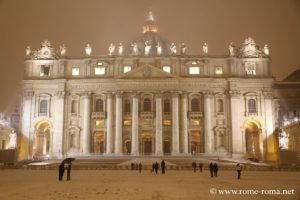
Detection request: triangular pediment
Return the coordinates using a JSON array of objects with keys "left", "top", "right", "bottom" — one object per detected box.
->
[{"left": 119, "top": 64, "right": 178, "bottom": 79}]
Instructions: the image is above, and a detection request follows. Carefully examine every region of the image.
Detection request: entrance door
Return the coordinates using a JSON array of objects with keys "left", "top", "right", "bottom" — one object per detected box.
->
[
  {"left": 93, "top": 132, "right": 104, "bottom": 154},
  {"left": 163, "top": 140, "right": 171, "bottom": 154},
  {"left": 125, "top": 141, "right": 131, "bottom": 154},
  {"left": 33, "top": 121, "right": 50, "bottom": 158},
  {"left": 144, "top": 140, "right": 152, "bottom": 154},
  {"left": 245, "top": 120, "right": 261, "bottom": 158},
  {"left": 191, "top": 131, "right": 201, "bottom": 154}
]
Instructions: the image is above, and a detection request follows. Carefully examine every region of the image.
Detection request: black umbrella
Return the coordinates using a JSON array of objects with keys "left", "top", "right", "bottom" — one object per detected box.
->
[{"left": 62, "top": 157, "right": 75, "bottom": 164}]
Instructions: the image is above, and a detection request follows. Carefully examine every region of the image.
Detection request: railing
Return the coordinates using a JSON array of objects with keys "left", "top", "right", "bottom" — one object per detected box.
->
[
  {"left": 188, "top": 112, "right": 203, "bottom": 119},
  {"left": 91, "top": 112, "right": 106, "bottom": 119},
  {"left": 140, "top": 112, "right": 154, "bottom": 119}
]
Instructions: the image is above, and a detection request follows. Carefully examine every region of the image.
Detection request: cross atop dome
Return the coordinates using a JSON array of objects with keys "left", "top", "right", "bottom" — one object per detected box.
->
[{"left": 143, "top": 11, "right": 158, "bottom": 33}]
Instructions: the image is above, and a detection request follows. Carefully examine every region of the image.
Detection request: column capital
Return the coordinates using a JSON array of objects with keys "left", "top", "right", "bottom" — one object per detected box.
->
[
  {"left": 262, "top": 90, "right": 273, "bottom": 99},
  {"left": 202, "top": 90, "right": 214, "bottom": 97},
  {"left": 171, "top": 91, "right": 180, "bottom": 97},
  {"left": 24, "top": 91, "right": 34, "bottom": 99},
  {"left": 115, "top": 91, "right": 123, "bottom": 98},
  {"left": 130, "top": 91, "right": 140, "bottom": 98},
  {"left": 55, "top": 91, "right": 66, "bottom": 99},
  {"left": 228, "top": 90, "right": 241, "bottom": 98},
  {"left": 81, "top": 91, "right": 92, "bottom": 99}
]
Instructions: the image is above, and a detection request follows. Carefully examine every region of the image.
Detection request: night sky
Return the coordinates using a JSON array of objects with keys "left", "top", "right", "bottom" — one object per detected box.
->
[{"left": 0, "top": 0, "right": 299, "bottom": 112}]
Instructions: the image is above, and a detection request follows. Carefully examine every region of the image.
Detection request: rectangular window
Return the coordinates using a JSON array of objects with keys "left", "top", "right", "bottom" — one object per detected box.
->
[
  {"left": 245, "top": 62, "right": 256, "bottom": 75},
  {"left": 189, "top": 66, "right": 200, "bottom": 75},
  {"left": 123, "top": 66, "right": 132, "bottom": 73},
  {"left": 191, "top": 119, "right": 200, "bottom": 126},
  {"left": 95, "top": 120, "right": 104, "bottom": 127},
  {"left": 95, "top": 67, "right": 105, "bottom": 75},
  {"left": 123, "top": 120, "right": 131, "bottom": 126},
  {"left": 40, "top": 65, "right": 50, "bottom": 76},
  {"left": 215, "top": 66, "right": 223, "bottom": 75},
  {"left": 163, "top": 119, "right": 171, "bottom": 126},
  {"left": 162, "top": 66, "right": 171, "bottom": 73},
  {"left": 72, "top": 67, "right": 80, "bottom": 76}
]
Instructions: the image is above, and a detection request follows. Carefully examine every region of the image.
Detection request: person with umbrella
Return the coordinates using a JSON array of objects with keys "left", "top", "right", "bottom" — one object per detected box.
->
[
  {"left": 59, "top": 158, "right": 75, "bottom": 181},
  {"left": 58, "top": 163, "right": 65, "bottom": 181}
]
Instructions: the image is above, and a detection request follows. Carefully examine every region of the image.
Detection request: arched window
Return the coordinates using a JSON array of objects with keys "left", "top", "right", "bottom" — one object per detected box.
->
[
  {"left": 143, "top": 98, "right": 151, "bottom": 112},
  {"left": 39, "top": 100, "right": 48, "bottom": 113},
  {"left": 191, "top": 98, "right": 200, "bottom": 112},
  {"left": 248, "top": 99, "right": 256, "bottom": 113},
  {"left": 124, "top": 99, "right": 131, "bottom": 113},
  {"left": 164, "top": 99, "right": 170, "bottom": 113},
  {"left": 71, "top": 100, "right": 78, "bottom": 114},
  {"left": 95, "top": 99, "right": 104, "bottom": 112},
  {"left": 216, "top": 99, "right": 224, "bottom": 113}
]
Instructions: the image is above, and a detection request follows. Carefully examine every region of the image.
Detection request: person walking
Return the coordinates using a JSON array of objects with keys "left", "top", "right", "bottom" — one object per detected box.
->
[
  {"left": 161, "top": 160, "right": 166, "bottom": 174},
  {"left": 236, "top": 163, "right": 242, "bottom": 179},
  {"left": 192, "top": 161, "right": 197, "bottom": 172},
  {"left": 152, "top": 163, "right": 155, "bottom": 173},
  {"left": 58, "top": 163, "right": 65, "bottom": 181},
  {"left": 213, "top": 163, "right": 218, "bottom": 177},
  {"left": 138, "top": 162, "right": 142, "bottom": 173},
  {"left": 209, "top": 162, "right": 214, "bottom": 178},
  {"left": 154, "top": 162, "right": 159, "bottom": 174},
  {"left": 199, "top": 162, "right": 203, "bottom": 172},
  {"left": 67, "top": 163, "right": 72, "bottom": 181}
]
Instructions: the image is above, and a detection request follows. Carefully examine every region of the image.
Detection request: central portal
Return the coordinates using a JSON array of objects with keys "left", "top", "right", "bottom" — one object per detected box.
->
[
  {"left": 142, "top": 131, "right": 152, "bottom": 155},
  {"left": 93, "top": 132, "right": 104, "bottom": 154}
]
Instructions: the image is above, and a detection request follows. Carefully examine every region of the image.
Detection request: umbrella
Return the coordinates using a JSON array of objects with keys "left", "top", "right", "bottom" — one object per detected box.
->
[{"left": 62, "top": 157, "right": 75, "bottom": 164}]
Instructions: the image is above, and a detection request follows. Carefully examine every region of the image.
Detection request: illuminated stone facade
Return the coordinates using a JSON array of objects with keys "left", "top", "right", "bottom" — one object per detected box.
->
[{"left": 20, "top": 12, "right": 281, "bottom": 161}]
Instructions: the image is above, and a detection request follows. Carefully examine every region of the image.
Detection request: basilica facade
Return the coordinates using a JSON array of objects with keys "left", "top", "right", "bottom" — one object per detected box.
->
[{"left": 19, "top": 12, "right": 279, "bottom": 161}]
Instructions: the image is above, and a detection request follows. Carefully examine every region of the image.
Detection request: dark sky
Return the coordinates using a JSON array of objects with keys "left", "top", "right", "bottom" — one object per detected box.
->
[{"left": 0, "top": 0, "right": 300, "bottom": 112}]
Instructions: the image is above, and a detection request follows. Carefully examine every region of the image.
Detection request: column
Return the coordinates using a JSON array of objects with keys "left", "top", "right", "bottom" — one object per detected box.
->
[
  {"left": 204, "top": 91, "right": 214, "bottom": 154},
  {"left": 21, "top": 91, "right": 34, "bottom": 160},
  {"left": 106, "top": 93, "right": 113, "bottom": 154},
  {"left": 229, "top": 90, "right": 243, "bottom": 157},
  {"left": 81, "top": 92, "right": 91, "bottom": 154},
  {"left": 181, "top": 92, "right": 189, "bottom": 154},
  {"left": 263, "top": 91, "right": 276, "bottom": 161},
  {"left": 131, "top": 93, "right": 139, "bottom": 155},
  {"left": 155, "top": 93, "right": 163, "bottom": 155},
  {"left": 53, "top": 91, "right": 65, "bottom": 158},
  {"left": 115, "top": 92, "right": 123, "bottom": 154},
  {"left": 172, "top": 92, "right": 180, "bottom": 155}
]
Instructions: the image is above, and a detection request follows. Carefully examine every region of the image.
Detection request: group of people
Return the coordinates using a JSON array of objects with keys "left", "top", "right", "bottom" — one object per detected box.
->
[
  {"left": 130, "top": 160, "right": 166, "bottom": 174},
  {"left": 151, "top": 160, "right": 166, "bottom": 174},
  {"left": 209, "top": 162, "right": 219, "bottom": 177},
  {"left": 192, "top": 162, "right": 203, "bottom": 172},
  {"left": 58, "top": 163, "right": 72, "bottom": 181}
]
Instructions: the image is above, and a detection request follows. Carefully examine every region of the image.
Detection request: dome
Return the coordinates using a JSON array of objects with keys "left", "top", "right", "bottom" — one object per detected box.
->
[{"left": 127, "top": 12, "right": 173, "bottom": 56}]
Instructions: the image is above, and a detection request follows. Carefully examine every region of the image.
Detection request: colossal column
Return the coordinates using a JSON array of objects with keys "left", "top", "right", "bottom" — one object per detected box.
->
[
  {"left": 106, "top": 93, "right": 113, "bottom": 154},
  {"left": 53, "top": 91, "right": 65, "bottom": 158},
  {"left": 229, "top": 90, "right": 243, "bottom": 157},
  {"left": 181, "top": 92, "right": 189, "bottom": 154},
  {"left": 81, "top": 92, "right": 91, "bottom": 154},
  {"left": 172, "top": 92, "right": 180, "bottom": 155},
  {"left": 204, "top": 91, "right": 214, "bottom": 154},
  {"left": 115, "top": 92, "right": 123, "bottom": 154},
  {"left": 21, "top": 91, "right": 34, "bottom": 159},
  {"left": 155, "top": 93, "right": 163, "bottom": 155},
  {"left": 131, "top": 92, "right": 139, "bottom": 155},
  {"left": 263, "top": 90, "right": 276, "bottom": 161}
]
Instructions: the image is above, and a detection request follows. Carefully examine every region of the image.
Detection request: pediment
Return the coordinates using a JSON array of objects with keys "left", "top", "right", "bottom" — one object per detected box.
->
[{"left": 119, "top": 64, "right": 178, "bottom": 79}]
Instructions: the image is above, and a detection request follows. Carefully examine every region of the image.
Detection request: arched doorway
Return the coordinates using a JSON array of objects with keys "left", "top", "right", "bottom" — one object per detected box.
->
[
  {"left": 33, "top": 121, "right": 50, "bottom": 157},
  {"left": 245, "top": 120, "right": 262, "bottom": 158},
  {"left": 93, "top": 132, "right": 104, "bottom": 154},
  {"left": 191, "top": 131, "right": 201, "bottom": 155}
]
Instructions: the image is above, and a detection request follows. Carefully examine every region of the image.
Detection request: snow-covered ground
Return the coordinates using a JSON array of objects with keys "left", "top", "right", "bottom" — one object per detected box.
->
[{"left": 0, "top": 169, "right": 299, "bottom": 200}]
